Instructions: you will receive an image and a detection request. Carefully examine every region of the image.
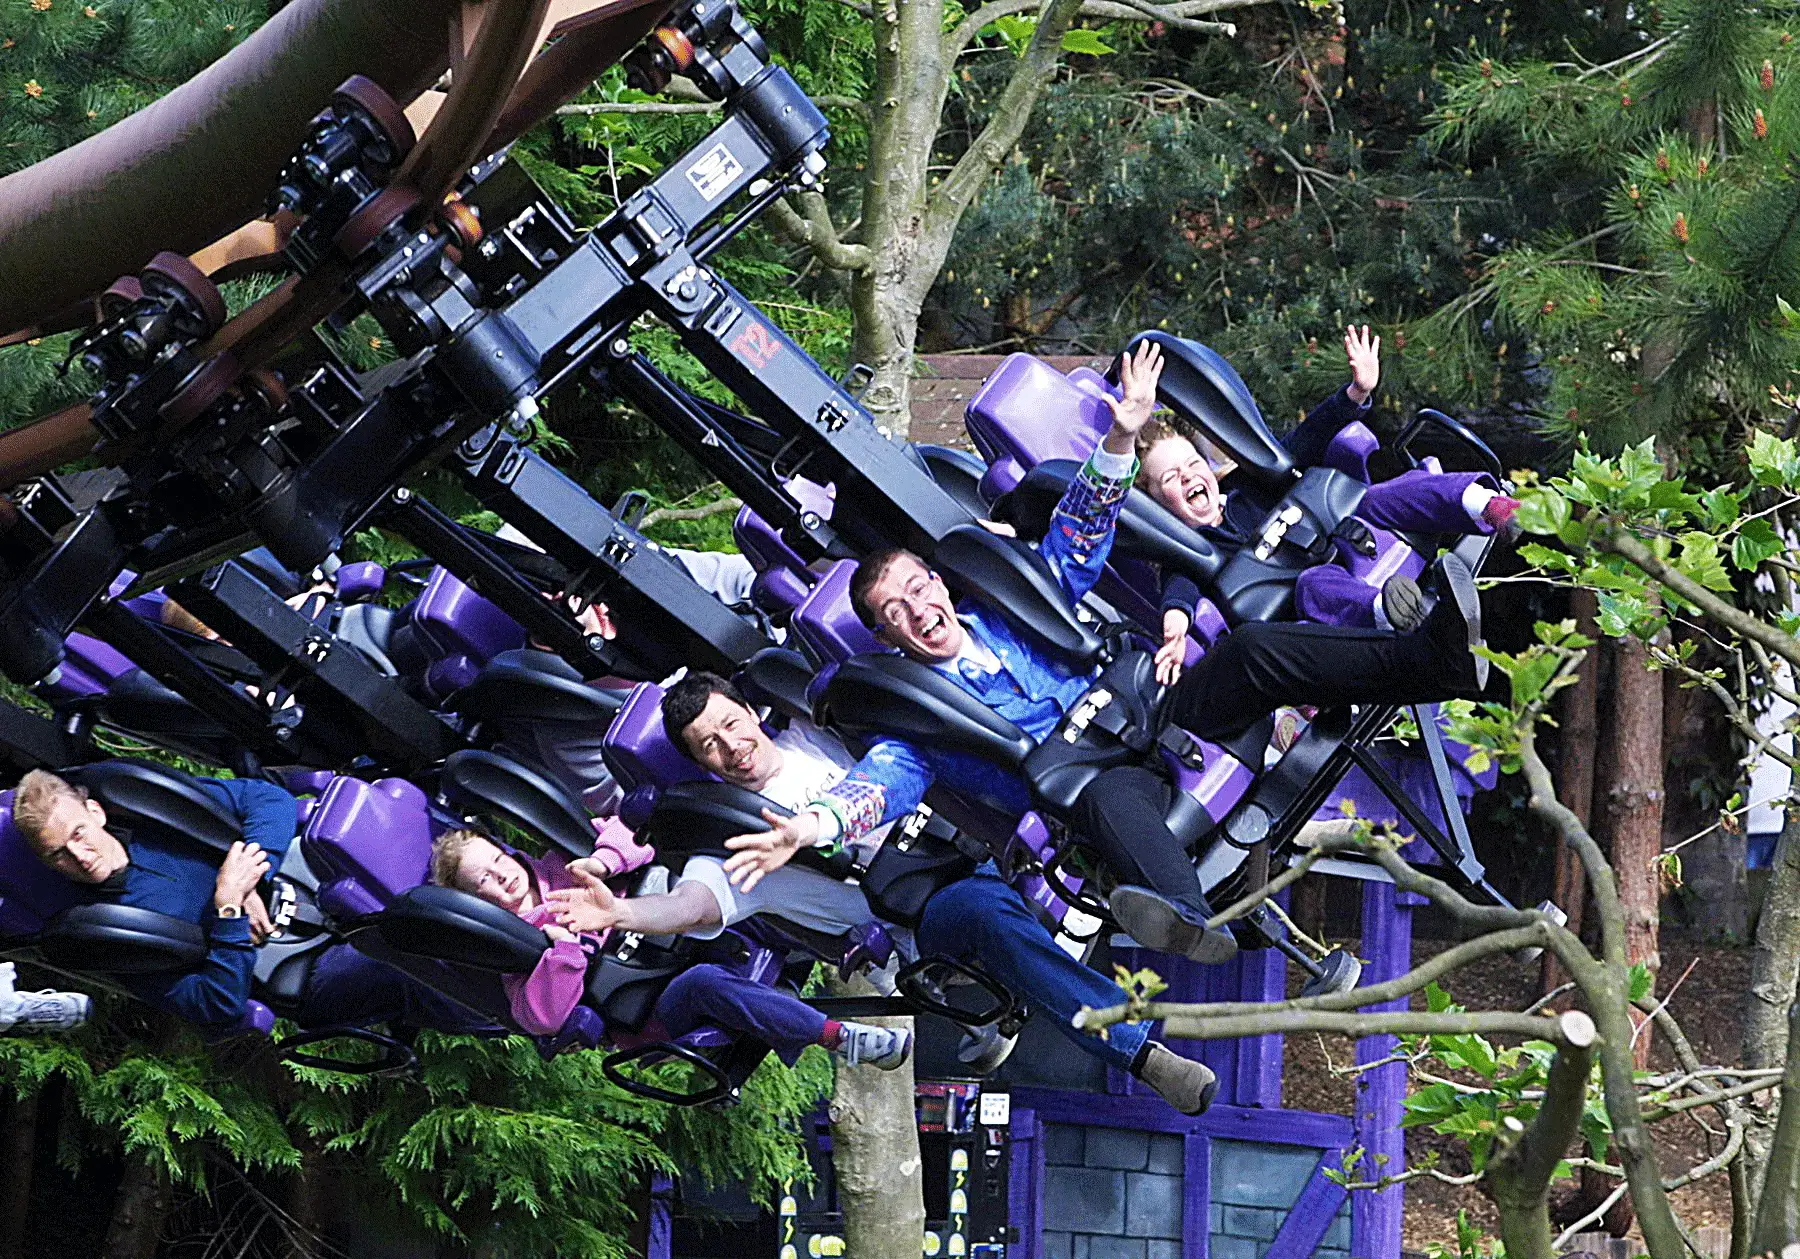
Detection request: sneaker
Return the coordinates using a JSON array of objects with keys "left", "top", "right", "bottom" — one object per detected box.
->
[
  {"left": 1133, "top": 1043, "right": 1218, "bottom": 1115},
  {"left": 1108, "top": 886, "right": 1238, "bottom": 964},
  {"left": 1379, "top": 574, "right": 1427, "bottom": 632},
  {"left": 835, "top": 1022, "right": 913, "bottom": 1070},
  {"left": 956, "top": 1023, "right": 1019, "bottom": 1076},
  {"left": 8, "top": 989, "right": 91, "bottom": 1034},
  {"left": 1420, "top": 553, "right": 1488, "bottom": 693}
]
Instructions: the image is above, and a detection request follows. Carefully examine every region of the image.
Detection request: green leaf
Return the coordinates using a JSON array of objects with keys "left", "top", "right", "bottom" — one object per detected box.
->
[
  {"left": 1779, "top": 295, "right": 1800, "bottom": 329},
  {"left": 1675, "top": 532, "right": 1734, "bottom": 592},
  {"left": 1060, "top": 28, "right": 1115, "bottom": 55},
  {"left": 1515, "top": 487, "right": 1571, "bottom": 537},
  {"left": 1700, "top": 488, "right": 1742, "bottom": 530},
  {"left": 1645, "top": 479, "right": 1700, "bottom": 518},
  {"left": 1628, "top": 962, "right": 1654, "bottom": 1002},
  {"left": 1732, "top": 518, "right": 1784, "bottom": 571}
]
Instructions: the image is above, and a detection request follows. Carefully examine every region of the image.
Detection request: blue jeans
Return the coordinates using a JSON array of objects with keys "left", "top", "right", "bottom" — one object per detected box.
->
[
  {"left": 301, "top": 944, "right": 501, "bottom": 1035},
  {"left": 917, "top": 868, "right": 1147, "bottom": 1070},
  {"left": 654, "top": 964, "right": 827, "bottom": 1065}
]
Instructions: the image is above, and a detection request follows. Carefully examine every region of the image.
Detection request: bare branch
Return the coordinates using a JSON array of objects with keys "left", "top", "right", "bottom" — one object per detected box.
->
[
  {"left": 767, "top": 191, "right": 873, "bottom": 273},
  {"left": 639, "top": 497, "right": 741, "bottom": 529},
  {"left": 558, "top": 94, "right": 869, "bottom": 118},
  {"left": 943, "top": 0, "right": 1266, "bottom": 59}
]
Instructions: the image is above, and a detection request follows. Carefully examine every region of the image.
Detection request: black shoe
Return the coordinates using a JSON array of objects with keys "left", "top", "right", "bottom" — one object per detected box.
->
[
  {"left": 1108, "top": 886, "right": 1239, "bottom": 964},
  {"left": 1420, "top": 553, "right": 1488, "bottom": 694},
  {"left": 1380, "top": 574, "right": 1427, "bottom": 632}
]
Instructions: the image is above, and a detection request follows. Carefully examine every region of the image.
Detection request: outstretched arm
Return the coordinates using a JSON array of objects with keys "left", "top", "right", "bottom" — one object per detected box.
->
[{"left": 547, "top": 869, "right": 724, "bottom": 936}]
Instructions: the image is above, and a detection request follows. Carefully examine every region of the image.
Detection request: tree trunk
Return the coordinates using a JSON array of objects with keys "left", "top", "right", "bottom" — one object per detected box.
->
[
  {"left": 1545, "top": 587, "right": 1600, "bottom": 994},
  {"left": 1750, "top": 1002, "right": 1800, "bottom": 1254},
  {"left": 825, "top": 974, "right": 924, "bottom": 1258},
  {"left": 100, "top": 1155, "right": 170, "bottom": 1259},
  {"left": 0, "top": 1094, "right": 37, "bottom": 1259},
  {"left": 1606, "top": 628, "right": 1666, "bottom": 1067},
  {"left": 1746, "top": 806, "right": 1800, "bottom": 1071}
]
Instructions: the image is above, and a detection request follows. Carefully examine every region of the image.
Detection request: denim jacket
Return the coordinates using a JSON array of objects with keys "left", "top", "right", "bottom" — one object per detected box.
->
[{"left": 816, "top": 451, "right": 1136, "bottom": 840}]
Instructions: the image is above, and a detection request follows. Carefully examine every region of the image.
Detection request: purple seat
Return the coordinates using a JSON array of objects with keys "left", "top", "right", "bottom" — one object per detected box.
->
[
  {"left": 0, "top": 795, "right": 85, "bottom": 938},
  {"left": 791, "top": 561, "right": 882, "bottom": 667},
  {"left": 46, "top": 632, "right": 135, "bottom": 701},
  {"left": 733, "top": 506, "right": 813, "bottom": 586},
  {"left": 964, "top": 353, "right": 1110, "bottom": 471},
  {"left": 411, "top": 568, "right": 527, "bottom": 665},
  {"left": 302, "top": 777, "right": 436, "bottom": 918},
  {"left": 602, "top": 684, "right": 709, "bottom": 797},
  {"left": 333, "top": 561, "right": 386, "bottom": 604}
]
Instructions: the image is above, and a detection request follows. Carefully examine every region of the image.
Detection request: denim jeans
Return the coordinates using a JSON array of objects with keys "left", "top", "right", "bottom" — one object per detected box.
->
[
  {"left": 917, "top": 867, "right": 1147, "bottom": 1070},
  {"left": 653, "top": 963, "right": 827, "bottom": 1065},
  {"left": 300, "top": 944, "right": 501, "bottom": 1035}
]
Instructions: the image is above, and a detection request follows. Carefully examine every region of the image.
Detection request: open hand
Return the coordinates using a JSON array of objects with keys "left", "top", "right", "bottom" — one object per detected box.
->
[
  {"left": 1155, "top": 608, "right": 1190, "bottom": 687},
  {"left": 1102, "top": 341, "right": 1165, "bottom": 453},
  {"left": 722, "top": 808, "right": 819, "bottom": 893},
  {"left": 545, "top": 865, "right": 624, "bottom": 935},
  {"left": 1344, "top": 325, "right": 1381, "bottom": 403}
]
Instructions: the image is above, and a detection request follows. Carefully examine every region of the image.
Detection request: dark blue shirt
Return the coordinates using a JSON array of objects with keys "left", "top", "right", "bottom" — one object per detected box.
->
[{"left": 115, "top": 777, "right": 298, "bottom": 1027}]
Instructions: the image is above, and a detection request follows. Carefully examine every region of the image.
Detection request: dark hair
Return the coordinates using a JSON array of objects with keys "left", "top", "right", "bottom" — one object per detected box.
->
[
  {"left": 848, "top": 547, "right": 922, "bottom": 628},
  {"left": 661, "top": 671, "right": 751, "bottom": 756}
]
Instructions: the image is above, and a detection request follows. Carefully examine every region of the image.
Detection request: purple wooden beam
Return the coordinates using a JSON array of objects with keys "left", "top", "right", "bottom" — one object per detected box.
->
[
  {"left": 1183, "top": 1133, "right": 1212, "bottom": 1259},
  {"left": 1262, "top": 1151, "right": 1348, "bottom": 1259},
  {"left": 1006, "top": 1087, "right": 1353, "bottom": 1148},
  {"left": 1009, "top": 1107, "right": 1045, "bottom": 1259},
  {"left": 1351, "top": 882, "right": 1423, "bottom": 1259}
]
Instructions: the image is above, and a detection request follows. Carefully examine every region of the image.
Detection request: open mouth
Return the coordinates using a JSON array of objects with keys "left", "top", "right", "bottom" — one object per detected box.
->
[
  {"left": 919, "top": 610, "right": 948, "bottom": 638},
  {"left": 732, "top": 749, "right": 757, "bottom": 775},
  {"left": 1186, "top": 484, "right": 1210, "bottom": 504}
]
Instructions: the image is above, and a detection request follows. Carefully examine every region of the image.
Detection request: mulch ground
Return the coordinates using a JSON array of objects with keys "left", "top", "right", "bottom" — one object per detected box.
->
[{"left": 1278, "top": 933, "right": 1752, "bottom": 1252}]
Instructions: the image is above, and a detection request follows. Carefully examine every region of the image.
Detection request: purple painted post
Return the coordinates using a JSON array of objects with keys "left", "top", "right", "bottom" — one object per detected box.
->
[
  {"left": 1351, "top": 882, "right": 1423, "bottom": 1258},
  {"left": 1182, "top": 1133, "right": 1212, "bottom": 1259},
  {"left": 1008, "top": 1108, "right": 1044, "bottom": 1259},
  {"left": 646, "top": 1171, "right": 672, "bottom": 1259}
]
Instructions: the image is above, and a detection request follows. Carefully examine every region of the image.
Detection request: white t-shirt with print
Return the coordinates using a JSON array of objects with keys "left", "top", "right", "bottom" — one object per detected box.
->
[{"left": 676, "top": 721, "right": 894, "bottom": 937}]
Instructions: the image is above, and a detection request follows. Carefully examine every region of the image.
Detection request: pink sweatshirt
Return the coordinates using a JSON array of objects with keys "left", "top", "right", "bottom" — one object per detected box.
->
[{"left": 501, "top": 817, "right": 651, "bottom": 1036}]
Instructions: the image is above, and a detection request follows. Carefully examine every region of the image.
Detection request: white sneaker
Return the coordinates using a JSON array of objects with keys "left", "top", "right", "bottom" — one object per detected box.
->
[
  {"left": 7, "top": 989, "right": 91, "bottom": 1034},
  {"left": 835, "top": 1022, "right": 913, "bottom": 1070}
]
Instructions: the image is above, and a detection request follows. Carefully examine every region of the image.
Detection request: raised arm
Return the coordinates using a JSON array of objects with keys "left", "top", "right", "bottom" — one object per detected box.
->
[
  {"left": 1282, "top": 325, "right": 1379, "bottom": 468},
  {"left": 1037, "top": 341, "right": 1162, "bottom": 602}
]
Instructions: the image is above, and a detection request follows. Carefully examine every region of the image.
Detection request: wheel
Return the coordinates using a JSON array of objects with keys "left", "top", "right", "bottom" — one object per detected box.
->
[
  {"left": 97, "top": 275, "right": 143, "bottom": 321},
  {"left": 333, "top": 185, "right": 421, "bottom": 260},
  {"left": 140, "top": 251, "right": 227, "bottom": 336},
  {"left": 157, "top": 351, "right": 241, "bottom": 429},
  {"left": 331, "top": 74, "right": 416, "bottom": 168},
  {"left": 1298, "top": 947, "right": 1363, "bottom": 999},
  {"left": 437, "top": 197, "right": 483, "bottom": 250}
]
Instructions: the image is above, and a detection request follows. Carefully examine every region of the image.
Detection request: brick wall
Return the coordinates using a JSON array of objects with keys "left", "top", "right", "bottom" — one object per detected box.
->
[{"left": 1037, "top": 1125, "right": 1351, "bottom": 1259}]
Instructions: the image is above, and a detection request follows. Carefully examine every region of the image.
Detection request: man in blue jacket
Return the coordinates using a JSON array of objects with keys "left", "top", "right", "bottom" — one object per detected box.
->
[
  {"left": 719, "top": 341, "right": 1488, "bottom": 965},
  {"left": 14, "top": 768, "right": 487, "bottom": 1034}
]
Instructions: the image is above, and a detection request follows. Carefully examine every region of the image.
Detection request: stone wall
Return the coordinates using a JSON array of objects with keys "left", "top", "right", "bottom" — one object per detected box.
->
[{"left": 1037, "top": 1125, "right": 1351, "bottom": 1259}]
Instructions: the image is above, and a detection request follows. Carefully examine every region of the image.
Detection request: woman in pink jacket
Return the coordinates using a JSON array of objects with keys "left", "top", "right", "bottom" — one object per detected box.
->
[{"left": 428, "top": 824, "right": 910, "bottom": 1070}]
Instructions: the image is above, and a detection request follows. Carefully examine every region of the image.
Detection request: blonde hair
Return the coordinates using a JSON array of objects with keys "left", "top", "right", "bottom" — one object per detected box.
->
[
  {"left": 1133, "top": 417, "right": 1231, "bottom": 490},
  {"left": 13, "top": 770, "right": 87, "bottom": 849},
  {"left": 429, "top": 827, "right": 492, "bottom": 891}
]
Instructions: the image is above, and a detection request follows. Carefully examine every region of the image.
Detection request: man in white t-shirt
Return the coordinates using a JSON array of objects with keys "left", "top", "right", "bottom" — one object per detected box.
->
[{"left": 546, "top": 672, "right": 1221, "bottom": 1114}]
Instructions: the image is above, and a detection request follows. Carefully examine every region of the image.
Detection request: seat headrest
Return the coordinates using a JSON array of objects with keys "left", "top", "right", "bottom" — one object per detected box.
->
[
  {"left": 375, "top": 884, "right": 550, "bottom": 974},
  {"left": 602, "top": 683, "right": 707, "bottom": 795},
  {"left": 64, "top": 760, "right": 243, "bottom": 855},
  {"left": 40, "top": 903, "right": 207, "bottom": 974},
  {"left": 964, "top": 354, "right": 1111, "bottom": 470},
  {"left": 791, "top": 560, "right": 882, "bottom": 667},
  {"left": 735, "top": 648, "right": 816, "bottom": 723},
  {"left": 450, "top": 654, "right": 625, "bottom": 727},
  {"left": 913, "top": 444, "right": 993, "bottom": 519},
  {"left": 412, "top": 567, "right": 527, "bottom": 665},
  {"left": 440, "top": 749, "right": 597, "bottom": 860},
  {"left": 645, "top": 781, "right": 855, "bottom": 881},
  {"left": 0, "top": 794, "right": 87, "bottom": 938},
  {"left": 1118, "top": 331, "right": 1293, "bottom": 490},
  {"left": 817, "top": 654, "right": 1035, "bottom": 774},
  {"left": 303, "top": 777, "right": 433, "bottom": 906},
  {"left": 733, "top": 506, "right": 813, "bottom": 582},
  {"left": 933, "top": 523, "right": 1103, "bottom": 667},
  {"left": 1007, "top": 460, "right": 1224, "bottom": 589},
  {"left": 53, "top": 632, "right": 134, "bottom": 700}
]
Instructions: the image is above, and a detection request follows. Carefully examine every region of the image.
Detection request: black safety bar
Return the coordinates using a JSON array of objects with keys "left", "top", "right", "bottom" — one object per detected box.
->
[
  {"left": 601, "top": 1039, "right": 737, "bottom": 1107},
  {"left": 1395, "top": 408, "right": 1506, "bottom": 485},
  {"left": 894, "top": 955, "right": 1016, "bottom": 1029},
  {"left": 276, "top": 1026, "right": 420, "bottom": 1077}
]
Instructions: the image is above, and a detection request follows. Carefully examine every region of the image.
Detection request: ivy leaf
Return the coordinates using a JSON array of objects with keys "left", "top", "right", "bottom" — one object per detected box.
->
[
  {"left": 1675, "top": 532, "right": 1734, "bottom": 592},
  {"left": 1645, "top": 478, "right": 1700, "bottom": 518},
  {"left": 1700, "top": 488, "right": 1742, "bottom": 530},
  {"left": 1515, "top": 487, "right": 1571, "bottom": 537},
  {"left": 1060, "top": 28, "right": 1115, "bottom": 55},
  {"left": 1628, "top": 962, "right": 1655, "bottom": 1001},
  {"left": 1747, "top": 430, "right": 1800, "bottom": 488},
  {"left": 1732, "top": 518, "right": 1784, "bottom": 571}
]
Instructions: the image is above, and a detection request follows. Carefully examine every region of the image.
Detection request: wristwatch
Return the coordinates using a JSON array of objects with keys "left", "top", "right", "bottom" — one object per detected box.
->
[{"left": 215, "top": 903, "right": 244, "bottom": 920}]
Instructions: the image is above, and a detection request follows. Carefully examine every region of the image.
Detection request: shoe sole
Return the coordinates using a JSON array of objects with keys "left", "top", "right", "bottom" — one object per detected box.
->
[
  {"left": 1437, "top": 553, "right": 1488, "bottom": 691},
  {"left": 958, "top": 1032, "right": 1019, "bottom": 1076},
  {"left": 1109, "top": 888, "right": 1239, "bottom": 965},
  {"left": 874, "top": 1029, "right": 914, "bottom": 1070},
  {"left": 1384, "top": 579, "right": 1426, "bottom": 632}
]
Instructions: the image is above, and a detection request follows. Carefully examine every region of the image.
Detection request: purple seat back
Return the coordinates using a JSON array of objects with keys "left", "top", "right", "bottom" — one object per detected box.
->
[
  {"left": 752, "top": 568, "right": 812, "bottom": 616},
  {"left": 108, "top": 571, "right": 168, "bottom": 622},
  {"left": 977, "top": 455, "right": 1025, "bottom": 504},
  {"left": 302, "top": 777, "right": 434, "bottom": 911},
  {"left": 964, "top": 353, "right": 1110, "bottom": 471},
  {"left": 791, "top": 561, "right": 882, "bottom": 666},
  {"left": 602, "top": 683, "right": 708, "bottom": 795},
  {"left": 1323, "top": 422, "right": 1379, "bottom": 483},
  {"left": 49, "top": 632, "right": 136, "bottom": 701},
  {"left": 733, "top": 506, "right": 813, "bottom": 582},
  {"left": 0, "top": 794, "right": 85, "bottom": 937},
  {"left": 413, "top": 568, "right": 527, "bottom": 665},
  {"left": 334, "top": 561, "right": 386, "bottom": 604}
]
